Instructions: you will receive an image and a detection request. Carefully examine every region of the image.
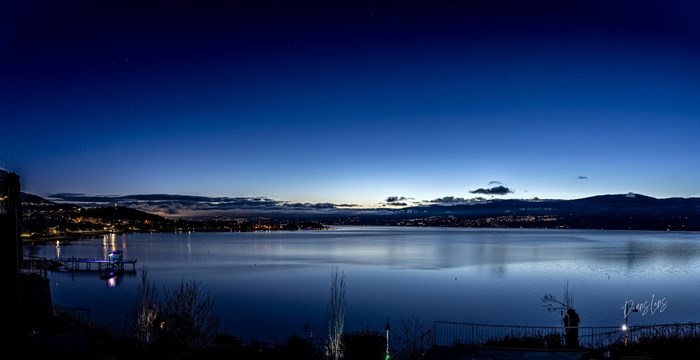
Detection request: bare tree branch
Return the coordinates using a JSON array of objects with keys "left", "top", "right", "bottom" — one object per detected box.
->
[
  {"left": 542, "top": 280, "right": 575, "bottom": 312},
  {"left": 132, "top": 266, "right": 159, "bottom": 346},
  {"left": 159, "top": 279, "right": 220, "bottom": 350},
  {"left": 327, "top": 266, "right": 346, "bottom": 360}
]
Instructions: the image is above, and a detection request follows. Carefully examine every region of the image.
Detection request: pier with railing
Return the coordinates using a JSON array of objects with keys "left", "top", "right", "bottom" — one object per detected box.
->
[
  {"left": 57, "top": 256, "right": 137, "bottom": 272},
  {"left": 55, "top": 250, "right": 137, "bottom": 275}
]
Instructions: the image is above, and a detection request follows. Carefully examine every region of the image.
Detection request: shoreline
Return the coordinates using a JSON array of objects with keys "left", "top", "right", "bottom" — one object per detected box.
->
[
  {"left": 23, "top": 232, "right": 109, "bottom": 244},
  {"left": 21, "top": 227, "right": 335, "bottom": 244}
]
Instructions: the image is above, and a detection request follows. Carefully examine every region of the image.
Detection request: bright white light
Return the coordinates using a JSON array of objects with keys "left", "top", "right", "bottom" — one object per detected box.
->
[{"left": 622, "top": 324, "right": 628, "bottom": 331}]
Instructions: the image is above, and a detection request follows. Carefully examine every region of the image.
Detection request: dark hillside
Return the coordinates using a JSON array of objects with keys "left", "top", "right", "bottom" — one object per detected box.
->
[{"left": 81, "top": 206, "right": 168, "bottom": 222}]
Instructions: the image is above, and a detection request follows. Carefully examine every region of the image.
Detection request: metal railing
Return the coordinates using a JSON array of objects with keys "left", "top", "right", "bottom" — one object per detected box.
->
[
  {"left": 21, "top": 255, "right": 50, "bottom": 278},
  {"left": 392, "top": 321, "right": 700, "bottom": 359}
]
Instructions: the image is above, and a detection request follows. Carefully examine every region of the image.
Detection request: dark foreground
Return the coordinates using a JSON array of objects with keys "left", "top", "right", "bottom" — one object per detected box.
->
[
  {"left": 14, "top": 322, "right": 700, "bottom": 360},
  {"left": 423, "top": 342, "right": 700, "bottom": 360},
  {"left": 424, "top": 346, "right": 585, "bottom": 359}
]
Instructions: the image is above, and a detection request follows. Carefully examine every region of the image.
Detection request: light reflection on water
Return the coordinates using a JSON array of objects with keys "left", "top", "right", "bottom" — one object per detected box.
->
[{"left": 27, "top": 227, "right": 700, "bottom": 341}]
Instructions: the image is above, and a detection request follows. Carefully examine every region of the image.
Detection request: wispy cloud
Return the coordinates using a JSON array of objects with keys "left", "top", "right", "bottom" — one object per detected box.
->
[
  {"left": 46, "top": 193, "right": 364, "bottom": 217},
  {"left": 424, "top": 196, "right": 494, "bottom": 206},
  {"left": 578, "top": 176, "right": 589, "bottom": 180},
  {"left": 488, "top": 180, "right": 504, "bottom": 186},
  {"left": 429, "top": 196, "right": 471, "bottom": 205},
  {"left": 469, "top": 186, "right": 514, "bottom": 195}
]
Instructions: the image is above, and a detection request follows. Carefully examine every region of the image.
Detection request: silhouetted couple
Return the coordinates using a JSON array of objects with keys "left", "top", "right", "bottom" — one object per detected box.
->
[{"left": 563, "top": 308, "right": 581, "bottom": 348}]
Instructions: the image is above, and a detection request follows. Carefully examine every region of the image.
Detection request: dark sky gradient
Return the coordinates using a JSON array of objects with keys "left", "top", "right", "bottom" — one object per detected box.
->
[{"left": 2, "top": 0, "right": 699, "bottom": 207}]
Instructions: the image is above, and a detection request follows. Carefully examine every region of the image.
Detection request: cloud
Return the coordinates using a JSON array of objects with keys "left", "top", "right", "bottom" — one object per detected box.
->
[
  {"left": 284, "top": 202, "right": 337, "bottom": 209},
  {"left": 429, "top": 196, "right": 470, "bottom": 205},
  {"left": 336, "top": 203, "right": 362, "bottom": 208},
  {"left": 422, "top": 196, "right": 495, "bottom": 206},
  {"left": 469, "top": 186, "right": 514, "bottom": 195},
  {"left": 384, "top": 202, "right": 408, "bottom": 207},
  {"left": 488, "top": 180, "right": 504, "bottom": 186},
  {"left": 45, "top": 193, "right": 359, "bottom": 217},
  {"left": 578, "top": 176, "right": 589, "bottom": 180},
  {"left": 47, "top": 193, "right": 117, "bottom": 203},
  {"left": 384, "top": 196, "right": 412, "bottom": 207}
]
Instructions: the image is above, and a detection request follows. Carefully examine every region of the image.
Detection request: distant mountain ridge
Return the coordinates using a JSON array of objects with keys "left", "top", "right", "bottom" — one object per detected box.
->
[
  {"left": 400, "top": 193, "right": 696, "bottom": 216},
  {"left": 2, "top": 169, "right": 698, "bottom": 231},
  {"left": 376, "top": 193, "right": 699, "bottom": 231},
  {"left": 0, "top": 169, "right": 70, "bottom": 209}
]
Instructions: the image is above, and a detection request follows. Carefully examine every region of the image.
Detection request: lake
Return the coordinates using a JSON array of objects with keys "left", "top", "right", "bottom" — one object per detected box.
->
[{"left": 26, "top": 226, "right": 700, "bottom": 342}]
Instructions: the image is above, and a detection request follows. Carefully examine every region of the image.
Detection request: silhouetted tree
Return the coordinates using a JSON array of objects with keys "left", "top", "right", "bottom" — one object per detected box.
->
[
  {"left": 273, "top": 333, "right": 323, "bottom": 359},
  {"left": 327, "top": 266, "right": 346, "bottom": 360},
  {"left": 542, "top": 280, "right": 580, "bottom": 348},
  {"left": 132, "top": 266, "right": 159, "bottom": 346},
  {"left": 342, "top": 327, "right": 386, "bottom": 360},
  {"left": 158, "top": 279, "right": 220, "bottom": 350},
  {"left": 395, "top": 314, "right": 426, "bottom": 360}
]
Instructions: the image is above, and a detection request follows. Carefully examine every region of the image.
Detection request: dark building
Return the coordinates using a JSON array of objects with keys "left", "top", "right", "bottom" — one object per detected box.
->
[
  {"left": 2, "top": 171, "right": 54, "bottom": 359},
  {"left": 1, "top": 171, "right": 22, "bottom": 358}
]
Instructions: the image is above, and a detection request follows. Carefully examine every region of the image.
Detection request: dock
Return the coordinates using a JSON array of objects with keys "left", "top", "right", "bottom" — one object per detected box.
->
[
  {"left": 57, "top": 257, "right": 138, "bottom": 272},
  {"left": 57, "top": 251, "right": 137, "bottom": 277}
]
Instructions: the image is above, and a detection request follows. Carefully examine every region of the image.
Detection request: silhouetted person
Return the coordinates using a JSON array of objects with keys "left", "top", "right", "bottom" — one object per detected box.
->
[{"left": 563, "top": 308, "right": 580, "bottom": 348}]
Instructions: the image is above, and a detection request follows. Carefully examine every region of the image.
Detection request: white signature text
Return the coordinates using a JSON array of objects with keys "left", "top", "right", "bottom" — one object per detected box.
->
[{"left": 623, "top": 294, "right": 667, "bottom": 318}]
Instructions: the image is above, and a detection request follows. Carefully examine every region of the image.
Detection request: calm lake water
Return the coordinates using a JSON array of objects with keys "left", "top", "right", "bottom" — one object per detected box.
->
[{"left": 26, "top": 227, "right": 700, "bottom": 341}]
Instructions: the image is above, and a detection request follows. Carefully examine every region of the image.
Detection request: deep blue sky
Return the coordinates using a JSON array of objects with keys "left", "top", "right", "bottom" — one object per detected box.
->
[{"left": 2, "top": 0, "right": 699, "bottom": 208}]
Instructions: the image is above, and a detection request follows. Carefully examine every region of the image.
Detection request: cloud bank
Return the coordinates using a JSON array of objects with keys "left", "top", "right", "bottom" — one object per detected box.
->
[{"left": 46, "top": 193, "right": 365, "bottom": 217}]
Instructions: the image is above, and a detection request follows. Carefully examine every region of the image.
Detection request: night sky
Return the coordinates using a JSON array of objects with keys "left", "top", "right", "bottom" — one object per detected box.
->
[{"left": 2, "top": 0, "right": 699, "bottom": 211}]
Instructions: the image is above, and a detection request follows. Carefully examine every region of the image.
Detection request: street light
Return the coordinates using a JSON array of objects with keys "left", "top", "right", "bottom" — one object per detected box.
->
[
  {"left": 385, "top": 318, "right": 391, "bottom": 360},
  {"left": 622, "top": 302, "right": 640, "bottom": 346},
  {"left": 623, "top": 302, "right": 640, "bottom": 328}
]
